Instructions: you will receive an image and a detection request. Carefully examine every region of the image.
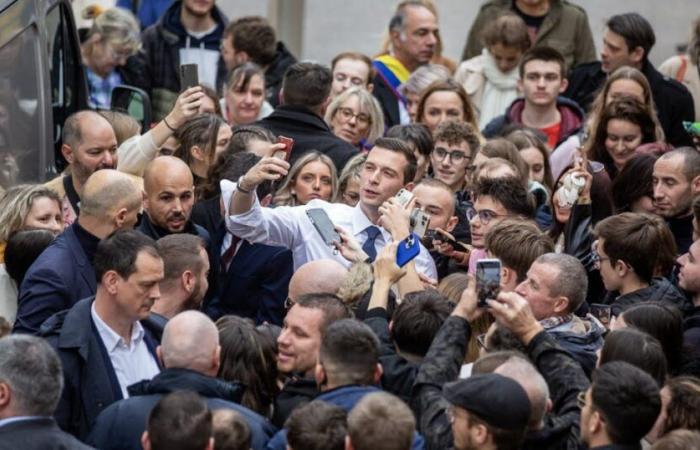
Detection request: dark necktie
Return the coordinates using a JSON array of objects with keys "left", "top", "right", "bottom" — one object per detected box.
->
[
  {"left": 361, "top": 226, "right": 381, "bottom": 263},
  {"left": 220, "top": 234, "right": 240, "bottom": 272}
]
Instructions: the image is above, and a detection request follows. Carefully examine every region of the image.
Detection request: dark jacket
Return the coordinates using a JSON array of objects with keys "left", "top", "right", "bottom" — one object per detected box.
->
[
  {"left": 682, "top": 305, "right": 700, "bottom": 376},
  {"left": 255, "top": 104, "right": 357, "bottom": 172},
  {"left": 136, "top": 1, "right": 228, "bottom": 119},
  {"left": 547, "top": 316, "right": 605, "bottom": 377},
  {"left": 364, "top": 308, "right": 419, "bottom": 404},
  {"left": 39, "top": 297, "right": 161, "bottom": 440},
  {"left": 372, "top": 70, "right": 402, "bottom": 128},
  {"left": 565, "top": 61, "right": 695, "bottom": 147},
  {"left": 14, "top": 225, "right": 96, "bottom": 335},
  {"left": 412, "top": 316, "right": 471, "bottom": 450},
  {"left": 667, "top": 214, "right": 694, "bottom": 256},
  {"left": 265, "top": 42, "right": 297, "bottom": 107},
  {"left": 88, "top": 368, "right": 276, "bottom": 450},
  {"left": 270, "top": 375, "right": 318, "bottom": 428},
  {"left": 522, "top": 331, "right": 590, "bottom": 450},
  {"left": 606, "top": 278, "right": 689, "bottom": 316},
  {"left": 0, "top": 417, "right": 94, "bottom": 450},
  {"left": 266, "top": 385, "right": 425, "bottom": 450},
  {"left": 482, "top": 96, "right": 585, "bottom": 148}
]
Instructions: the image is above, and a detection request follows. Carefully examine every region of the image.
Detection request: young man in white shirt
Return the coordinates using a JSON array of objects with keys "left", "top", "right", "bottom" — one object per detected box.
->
[{"left": 223, "top": 137, "right": 437, "bottom": 279}]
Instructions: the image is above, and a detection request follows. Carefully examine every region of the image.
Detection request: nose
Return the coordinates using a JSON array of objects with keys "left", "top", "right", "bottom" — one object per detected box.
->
[
  {"left": 278, "top": 328, "right": 291, "bottom": 347},
  {"left": 49, "top": 219, "right": 63, "bottom": 235},
  {"left": 150, "top": 283, "right": 161, "bottom": 301},
  {"left": 426, "top": 31, "right": 438, "bottom": 47},
  {"left": 102, "top": 151, "right": 115, "bottom": 168},
  {"left": 369, "top": 167, "right": 381, "bottom": 184},
  {"left": 515, "top": 281, "right": 527, "bottom": 296},
  {"left": 312, "top": 177, "right": 321, "bottom": 191},
  {"left": 653, "top": 183, "right": 664, "bottom": 201}
]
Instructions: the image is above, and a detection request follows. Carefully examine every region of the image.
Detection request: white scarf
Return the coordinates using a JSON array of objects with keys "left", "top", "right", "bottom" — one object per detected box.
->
[{"left": 479, "top": 48, "right": 520, "bottom": 129}]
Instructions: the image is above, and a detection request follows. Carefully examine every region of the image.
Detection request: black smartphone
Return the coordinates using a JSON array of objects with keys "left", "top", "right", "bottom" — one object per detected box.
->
[
  {"left": 306, "top": 208, "right": 341, "bottom": 246},
  {"left": 590, "top": 303, "right": 612, "bottom": 327},
  {"left": 476, "top": 259, "right": 501, "bottom": 307},
  {"left": 180, "top": 64, "right": 199, "bottom": 92}
]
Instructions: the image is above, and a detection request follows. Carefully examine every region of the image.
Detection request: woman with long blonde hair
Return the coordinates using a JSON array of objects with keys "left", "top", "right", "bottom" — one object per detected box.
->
[{"left": 273, "top": 152, "right": 338, "bottom": 207}]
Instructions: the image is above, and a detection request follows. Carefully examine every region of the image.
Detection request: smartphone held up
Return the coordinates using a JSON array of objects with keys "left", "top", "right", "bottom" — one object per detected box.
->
[{"left": 476, "top": 259, "right": 501, "bottom": 307}]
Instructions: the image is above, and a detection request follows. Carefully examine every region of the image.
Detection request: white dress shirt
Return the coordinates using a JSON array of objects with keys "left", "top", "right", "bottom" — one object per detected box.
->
[
  {"left": 91, "top": 303, "right": 160, "bottom": 399},
  {"left": 220, "top": 180, "right": 437, "bottom": 279}
]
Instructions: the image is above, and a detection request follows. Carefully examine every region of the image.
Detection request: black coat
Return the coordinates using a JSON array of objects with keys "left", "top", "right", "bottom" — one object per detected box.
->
[
  {"left": 565, "top": 61, "right": 695, "bottom": 147},
  {"left": 87, "top": 368, "right": 277, "bottom": 450},
  {"left": 0, "top": 417, "right": 94, "bottom": 450},
  {"left": 255, "top": 105, "right": 358, "bottom": 172},
  {"left": 271, "top": 375, "right": 318, "bottom": 428},
  {"left": 39, "top": 297, "right": 161, "bottom": 440},
  {"left": 372, "top": 71, "right": 401, "bottom": 128},
  {"left": 606, "top": 277, "right": 690, "bottom": 317}
]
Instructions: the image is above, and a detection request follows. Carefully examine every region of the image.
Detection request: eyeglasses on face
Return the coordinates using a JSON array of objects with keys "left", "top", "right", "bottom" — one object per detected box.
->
[
  {"left": 336, "top": 107, "right": 371, "bottom": 126},
  {"left": 466, "top": 208, "right": 509, "bottom": 225},
  {"left": 432, "top": 146, "right": 470, "bottom": 164}
]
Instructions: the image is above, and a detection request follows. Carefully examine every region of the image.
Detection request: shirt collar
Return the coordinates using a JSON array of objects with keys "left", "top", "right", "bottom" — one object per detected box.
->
[
  {"left": 91, "top": 302, "right": 145, "bottom": 352},
  {"left": 351, "top": 203, "right": 390, "bottom": 241}
]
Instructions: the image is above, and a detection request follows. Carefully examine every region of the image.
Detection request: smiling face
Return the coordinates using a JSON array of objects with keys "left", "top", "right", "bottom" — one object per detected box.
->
[
  {"left": 430, "top": 139, "right": 472, "bottom": 191},
  {"left": 276, "top": 305, "right": 324, "bottom": 375},
  {"left": 605, "top": 118, "right": 643, "bottom": 170},
  {"left": 291, "top": 160, "right": 334, "bottom": 204},
  {"left": 412, "top": 183, "right": 457, "bottom": 232},
  {"left": 515, "top": 261, "right": 564, "bottom": 320},
  {"left": 420, "top": 91, "right": 464, "bottom": 134},
  {"left": 144, "top": 165, "right": 195, "bottom": 233}
]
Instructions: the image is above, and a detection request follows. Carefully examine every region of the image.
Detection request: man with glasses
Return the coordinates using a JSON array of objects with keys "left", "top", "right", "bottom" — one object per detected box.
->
[{"left": 592, "top": 212, "right": 686, "bottom": 317}]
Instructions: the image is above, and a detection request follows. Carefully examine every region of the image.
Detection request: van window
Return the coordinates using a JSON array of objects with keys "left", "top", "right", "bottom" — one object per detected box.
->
[{"left": 0, "top": 25, "right": 42, "bottom": 189}]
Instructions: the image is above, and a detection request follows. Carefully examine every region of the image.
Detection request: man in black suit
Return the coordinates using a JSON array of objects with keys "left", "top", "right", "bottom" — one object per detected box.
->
[
  {"left": 0, "top": 335, "right": 93, "bottom": 450},
  {"left": 255, "top": 62, "right": 357, "bottom": 172}
]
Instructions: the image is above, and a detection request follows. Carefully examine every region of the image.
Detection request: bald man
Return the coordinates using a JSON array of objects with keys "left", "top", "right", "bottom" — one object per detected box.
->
[
  {"left": 88, "top": 311, "right": 277, "bottom": 450},
  {"left": 15, "top": 169, "right": 142, "bottom": 334},
  {"left": 45, "top": 110, "right": 141, "bottom": 225},
  {"left": 287, "top": 259, "right": 349, "bottom": 303}
]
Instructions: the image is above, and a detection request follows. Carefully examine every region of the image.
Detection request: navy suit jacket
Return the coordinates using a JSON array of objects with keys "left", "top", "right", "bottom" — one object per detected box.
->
[
  {"left": 14, "top": 225, "right": 96, "bottom": 334},
  {"left": 206, "top": 223, "right": 293, "bottom": 325},
  {"left": 0, "top": 417, "right": 94, "bottom": 450}
]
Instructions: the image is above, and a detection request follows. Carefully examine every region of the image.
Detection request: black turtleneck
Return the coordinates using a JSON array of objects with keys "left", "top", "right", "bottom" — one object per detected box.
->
[{"left": 72, "top": 220, "right": 101, "bottom": 263}]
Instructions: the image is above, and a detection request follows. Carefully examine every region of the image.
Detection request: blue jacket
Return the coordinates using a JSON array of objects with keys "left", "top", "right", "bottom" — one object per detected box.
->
[
  {"left": 14, "top": 225, "right": 96, "bottom": 334},
  {"left": 39, "top": 297, "right": 161, "bottom": 440},
  {"left": 115, "top": 0, "right": 172, "bottom": 29},
  {"left": 88, "top": 368, "right": 277, "bottom": 450},
  {"left": 206, "top": 222, "right": 293, "bottom": 325},
  {"left": 266, "top": 385, "right": 425, "bottom": 450}
]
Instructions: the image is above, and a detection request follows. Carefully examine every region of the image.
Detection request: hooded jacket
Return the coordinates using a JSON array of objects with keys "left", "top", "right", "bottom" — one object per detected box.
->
[
  {"left": 482, "top": 96, "right": 585, "bottom": 148},
  {"left": 87, "top": 368, "right": 276, "bottom": 450},
  {"left": 547, "top": 315, "right": 605, "bottom": 377},
  {"left": 607, "top": 278, "right": 690, "bottom": 316},
  {"left": 136, "top": 1, "right": 228, "bottom": 119}
]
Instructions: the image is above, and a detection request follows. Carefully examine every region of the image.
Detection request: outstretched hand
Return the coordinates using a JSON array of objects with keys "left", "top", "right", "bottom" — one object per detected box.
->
[{"left": 334, "top": 226, "right": 369, "bottom": 264}]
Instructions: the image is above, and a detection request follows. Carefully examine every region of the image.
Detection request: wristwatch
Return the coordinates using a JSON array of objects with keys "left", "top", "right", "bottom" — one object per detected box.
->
[{"left": 237, "top": 176, "right": 253, "bottom": 194}]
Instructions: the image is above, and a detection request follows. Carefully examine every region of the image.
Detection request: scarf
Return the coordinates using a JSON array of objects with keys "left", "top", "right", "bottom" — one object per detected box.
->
[{"left": 479, "top": 48, "right": 520, "bottom": 129}]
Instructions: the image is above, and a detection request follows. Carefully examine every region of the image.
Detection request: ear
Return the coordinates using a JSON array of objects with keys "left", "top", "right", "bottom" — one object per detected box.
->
[
  {"left": 191, "top": 145, "right": 205, "bottom": 162},
  {"left": 558, "top": 77, "right": 569, "bottom": 94},
  {"left": 590, "top": 410, "right": 604, "bottom": 435},
  {"left": 103, "top": 270, "right": 120, "bottom": 295},
  {"left": 517, "top": 78, "right": 524, "bottom": 95},
  {"left": 373, "top": 363, "right": 383, "bottom": 384},
  {"left": 630, "top": 46, "right": 645, "bottom": 66},
  {"left": 279, "top": 88, "right": 285, "bottom": 106},
  {"left": 552, "top": 295, "right": 570, "bottom": 315},
  {"left": 156, "top": 346, "right": 164, "bottom": 367},
  {"left": 142, "top": 190, "right": 149, "bottom": 211},
  {"left": 446, "top": 215, "right": 459, "bottom": 233},
  {"left": 314, "top": 361, "right": 326, "bottom": 386},
  {"left": 404, "top": 181, "right": 415, "bottom": 192},
  {"left": 61, "top": 144, "right": 74, "bottom": 164},
  {"left": 691, "top": 175, "right": 700, "bottom": 195},
  {"left": 235, "top": 51, "right": 250, "bottom": 64},
  {"left": 615, "top": 260, "right": 630, "bottom": 278},
  {"left": 545, "top": 398, "right": 553, "bottom": 414},
  {"left": 114, "top": 207, "right": 129, "bottom": 229},
  {"left": 389, "top": 29, "right": 402, "bottom": 48},
  {"left": 0, "top": 382, "right": 11, "bottom": 410},
  {"left": 141, "top": 431, "right": 151, "bottom": 450},
  {"left": 367, "top": 83, "right": 374, "bottom": 93},
  {"left": 345, "top": 435, "right": 355, "bottom": 450},
  {"left": 472, "top": 421, "right": 489, "bottom": 445},
  {"left": 212, "top": 345, "right": 221, "bottom": 374},
  {"left": 182, "top": 270, "right": 195, "bottom": 293}
]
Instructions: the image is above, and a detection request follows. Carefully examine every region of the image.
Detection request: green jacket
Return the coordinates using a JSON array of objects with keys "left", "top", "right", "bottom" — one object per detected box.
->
[{"left": 461, "top": 0, "right": 597, "bottom": 72}]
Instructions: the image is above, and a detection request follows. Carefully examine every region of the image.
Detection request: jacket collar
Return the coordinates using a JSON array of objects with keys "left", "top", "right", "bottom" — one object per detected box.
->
[
  {"left": 266, "top": 105, "right": 331, "bottom": 132},
  {"left": 127, "top": 367, "right": 244, "bottom": 403}
]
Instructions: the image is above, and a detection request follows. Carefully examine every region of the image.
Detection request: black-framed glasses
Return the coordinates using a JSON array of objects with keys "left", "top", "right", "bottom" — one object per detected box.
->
[
  {"left": 591, "top": 241, "right": 610, "bottom": 269},
  {"left": 476, "top": 333, "right": 488, "bottom": 351},
  {"left": 336, "top": 107, "right": 371, "bottom": 126},
  {"left": 466, "top": 208, "right": 509, "bottom": 225},
  {"left": 432, "top": 147, "right": 470, "bottom": 165}
]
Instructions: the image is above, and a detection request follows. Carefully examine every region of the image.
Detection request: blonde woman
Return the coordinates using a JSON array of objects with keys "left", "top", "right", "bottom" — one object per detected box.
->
[
  {"left": 80, "top": 6, "right": 141, "bottom": 108},
  {"left": 335, "top": 152, "right": 366, "bottom": 206},
  {"left": 273, "top": 151, "right": 338, "bottom": 206},
  {"left": 325, "top": 87, "right": 384, "bottom": 151}
]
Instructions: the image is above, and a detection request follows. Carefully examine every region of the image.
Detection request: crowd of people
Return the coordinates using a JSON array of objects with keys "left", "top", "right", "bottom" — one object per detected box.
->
[{"left": 2, "top": 0, "right": 700, "bottom": 449}]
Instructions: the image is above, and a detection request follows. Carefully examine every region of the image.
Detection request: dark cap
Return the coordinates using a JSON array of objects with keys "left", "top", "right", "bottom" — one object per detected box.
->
[{"left": 443, "top": 373, "right": 531, "bottom": 430}]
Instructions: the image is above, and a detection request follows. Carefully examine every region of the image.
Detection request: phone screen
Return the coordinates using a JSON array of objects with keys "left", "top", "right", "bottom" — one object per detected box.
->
[
  {"left": 306, "top": 208, "right": 340, "bottom": 246},
  {"left": 476, "top": 259, "right": 501, "bottom": 307}
]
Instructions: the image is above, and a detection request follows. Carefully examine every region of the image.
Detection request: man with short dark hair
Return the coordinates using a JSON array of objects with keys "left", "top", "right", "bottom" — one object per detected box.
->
[
  {"left": 224, "top": 138, "right": 437, "bottom": 279},
  {"left": 141, "top": 391, "right": 213, "bottom": 450},
  {"left": 15, "top": 170, "right": 142, "bottom": 334},
  {"left": 272, "top": 294, "right": 352, "bottom": 428},
  {"left": 515, "top": 253, "right": 604, "bottom": 375},
  {"left": 483, "top": 46, "right": 583, "bottom": 149},
  {"left": 385, "top": 123, "right": 434, "bottom": 182},
  {"left": 675, "top": 240, "right": 700, "bottom": 372},
  {"left": 137, "top": 0, "right": 229, "bottom": 120},
  {"left": 0, "top": 335, "right": 93, "bottom": 450},
  {"left": 580, "top": 362, "right": 661, "bottom": 449},
  {"left": 255, "top": 62, "right": 356, "bottom": 171},
  {"left": 653, "top": 148, "right": 700, "bottom": 254},
  {"left": 593, "top": 212, "right": 686, "bottom": 315},
  {"left": 212, "top": 410, "right": 251, "bottom": 450},
  {"left": 40, "top": 231, "right": 163, "bottom": 439},
  {"left": 152, "top": 234, "right": 209, "bottom": 319},
  {"left": 373, "top": 2, "right": 439, "bottom": 127},
  {"left": 346, "top": 392, "right": 415, "bottom": 450},
  {"left": 566, "top": 12, "right": 695, "bottom": 147},
  {"left": 88, "top": 310, "right": 276, "bottom": 450},
  {"left": 221, "top": 16, "right": 296, "bottom": 106},
  {"left": 286, "top": 400, "right": 347, "bottom": 450}
]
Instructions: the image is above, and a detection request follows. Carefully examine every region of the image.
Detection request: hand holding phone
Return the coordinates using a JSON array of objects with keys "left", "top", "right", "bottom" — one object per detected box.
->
[
  {"left": 274, "top": 136, "right": 294, "bottom": 161},
  {"left": 306, "top": 208, "right": 341, "bottom": 247},
  {"left": 476, "top": 259, "right": 501, "bottom": 307},
  {"left": 396, "top": 234, "right": 421, "bottom": 267}
]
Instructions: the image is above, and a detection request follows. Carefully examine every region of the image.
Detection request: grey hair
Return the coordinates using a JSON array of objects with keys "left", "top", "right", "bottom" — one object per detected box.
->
[
  {"left": 535, "top": 253, "right": 588, "bottom": 313},
  {"left": 87, "top": 7, "right": 141, "bottom": 53},
  {"left": 0, "top": 335, "right": 63, "bottom": 416},
  {"left": 496, "top": 356, "right": 550, "bottom": 428},
  {"left": 398, "top": 64, "right": 451, "bottom": 97},
  {"left": 388, "top": 1, "right": 427, "bottom": 33}
]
